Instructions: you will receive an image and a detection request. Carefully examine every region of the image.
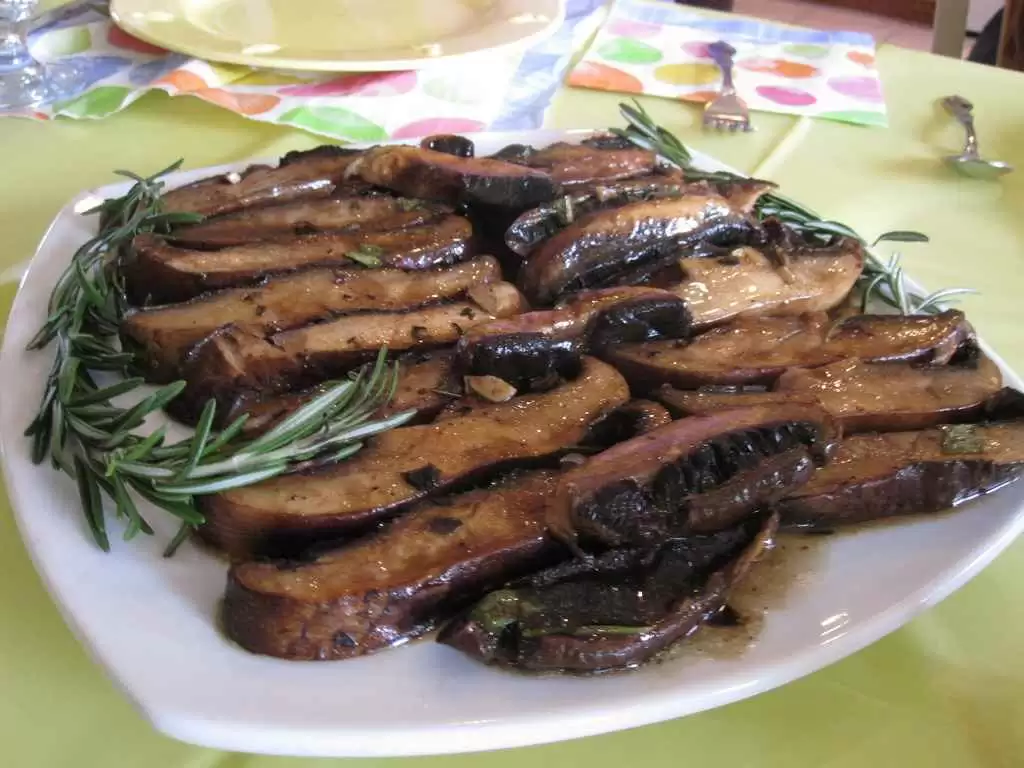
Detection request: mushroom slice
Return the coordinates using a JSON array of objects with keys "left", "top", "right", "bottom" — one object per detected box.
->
[
  {"left": 171, "top": 282, "right": 527, "bottom": 423},
  {"left": 780, "top": 416, "right": 1024, "bottom": 528},
  {"left": 606, "top": 310, "right": 970, "bottom": 390},
  {"left": 438, "top": 512, "right": 778, "bottom": 672},
  {"left": 196, "top": 357, "right": 630, "bottom": 558},
  {"left": 545, "top": 404, "right": 837, "bottom": 549},
  {"left": 124, "top": 215, "right": 474, "bottom": 304}
]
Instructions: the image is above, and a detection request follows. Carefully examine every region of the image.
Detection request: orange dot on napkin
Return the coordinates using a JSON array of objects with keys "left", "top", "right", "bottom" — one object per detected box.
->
[
  {"left": 739, "top": 58, "right": 819, "bottom": 79},
  {"left": 847, "top": 51, "right": 875, "bottom": 68},
  {"left": 155, "top": 70, "right": 209, "bottom": 93},
  {"left": 197, "top": 89, "right": 281, "bottom": 115},
  {"left": 569, "top": 61, "right": 643, "bottom": 93},
  {"left": 681, "top": 90, "right": 719, "bottom": 104}
]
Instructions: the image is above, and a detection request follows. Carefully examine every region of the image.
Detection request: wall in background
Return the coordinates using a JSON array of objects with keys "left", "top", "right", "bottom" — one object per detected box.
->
[{"left": 968, "top": 0, "right": 1003, "bottom": 33}]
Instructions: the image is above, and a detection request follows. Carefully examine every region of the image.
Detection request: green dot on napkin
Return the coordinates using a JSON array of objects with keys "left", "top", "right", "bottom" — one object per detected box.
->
[
  {"left": 55, "top": 86, "right": 132, "bottom": 118},
  {"left": 278, "top": 106, "right": 388, "bottom": 142},
  {"left": 598, "top": 37, "right": 663, "bottom": 65}
]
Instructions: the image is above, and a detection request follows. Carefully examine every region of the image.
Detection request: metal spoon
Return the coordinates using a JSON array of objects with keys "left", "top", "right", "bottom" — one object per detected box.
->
[{"left": 941, "top": 95, "right": 1013, "bottom": 179}]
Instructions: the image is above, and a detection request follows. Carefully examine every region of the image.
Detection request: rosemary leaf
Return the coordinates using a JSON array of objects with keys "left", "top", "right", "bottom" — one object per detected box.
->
[
  {"left": 913, "top": 287, "right": 978, "bottom": 313},
  {"left": 199, "top": 413, "right": 250, "bottom": 457},
  {"left": 163, "top": 523, "right": 192, "bottom": 558},
  {"left": 156, "top": 463, "right": 290, "bottom": 496},
  {"left": 873, "top": 230, "right": 930, "bottom": 245},
  {"left": 113, "top": 475, "right": 153, "bottom": 540},
  {"left": 176, "top": 399, "right": 217, "bottom": 481},
  {"left": 107, "top": 380, "right": 187, "bottom": 433},
  {"left": 68, "top": 377, "right": 145, "bottom": 407},
  {"left": 243, "top": 379, "right": 357, "bottom": 456},
  {"left": 860, "top": 272, "right": 887, "bottom": 313},
  {"left": 126, "top": 479, "right": 205, "bottom": 525},
  {"left": 75, "top": 455, "right": 110, "bottom": 552}
]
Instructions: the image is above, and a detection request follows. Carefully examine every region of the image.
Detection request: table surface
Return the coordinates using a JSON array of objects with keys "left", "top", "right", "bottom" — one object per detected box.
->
[{"left": 2, "top": 40, "right": 1024, "bottom": 768}]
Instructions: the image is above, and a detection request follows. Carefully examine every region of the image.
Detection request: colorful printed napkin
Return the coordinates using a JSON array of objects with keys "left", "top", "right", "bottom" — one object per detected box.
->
[
  {"left": 568, "top": 0, "right": 886, "bottom": 127},
  {"left": 17, "top": 0, "right": 607, "bottom": 140}
]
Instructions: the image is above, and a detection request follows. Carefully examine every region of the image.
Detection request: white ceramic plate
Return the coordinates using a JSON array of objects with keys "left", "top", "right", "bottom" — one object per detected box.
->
[
  {"left": 2, "top": 130, "right": 1023, "bottom": 758},
  {"left": 110, "top": 0, "right": 565, "bottom": 72}
]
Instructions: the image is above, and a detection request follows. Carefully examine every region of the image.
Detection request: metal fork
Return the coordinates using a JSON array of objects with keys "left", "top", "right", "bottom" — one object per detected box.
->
[{"left": 704, "top": 41, "right": 753, "bottom": 132}]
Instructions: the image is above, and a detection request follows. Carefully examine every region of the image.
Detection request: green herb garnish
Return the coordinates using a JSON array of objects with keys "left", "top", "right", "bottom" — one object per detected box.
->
[
  {"left": 940, "top": 424, "right": 985, "bottom": 455},
  {"left": 613, "top": 100, "right": 976, "bottom": 315},
  {"left": 396, "top": 198, "right": 425, "bottom": 212},
  {"left": 346, "top": 243, "right": 384, "bottom": 268},
  {"left": 26, "top": 163, "right": 413, "bottom": 553}
]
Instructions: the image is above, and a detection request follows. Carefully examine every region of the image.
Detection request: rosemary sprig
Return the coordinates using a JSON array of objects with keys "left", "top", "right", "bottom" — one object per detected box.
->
[
  {"left": 613, "top": 101, "right": 976, "bottom": 314},
  {"left": 26, "top": 163, "right": 414, "bottom": 553}
]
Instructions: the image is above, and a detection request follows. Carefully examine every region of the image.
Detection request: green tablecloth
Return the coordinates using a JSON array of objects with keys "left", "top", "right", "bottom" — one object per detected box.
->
[{"left": 2, "top": 44, "right": 1024, "bottom": 767}]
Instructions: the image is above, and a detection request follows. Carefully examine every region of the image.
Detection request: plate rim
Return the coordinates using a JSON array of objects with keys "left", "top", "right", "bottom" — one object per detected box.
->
[
  {"left": 3, "top": 128, "right": 1024, "bottom": 757},
  {"left": 109, "top": 0, "right": 567, "bottom": 72}
]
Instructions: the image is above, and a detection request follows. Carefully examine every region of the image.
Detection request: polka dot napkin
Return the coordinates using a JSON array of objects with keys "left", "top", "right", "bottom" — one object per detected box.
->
[
  {"left": 12, "top": 0, "right": 608, "bottom": 138},
  {"left": 568, "top": 0, "right": 886, "bottom": 127}
]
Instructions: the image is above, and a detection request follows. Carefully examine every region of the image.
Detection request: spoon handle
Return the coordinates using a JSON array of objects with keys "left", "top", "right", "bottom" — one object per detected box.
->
[{"left": 942, "top": 95, "right": 981, "bottom": 158}]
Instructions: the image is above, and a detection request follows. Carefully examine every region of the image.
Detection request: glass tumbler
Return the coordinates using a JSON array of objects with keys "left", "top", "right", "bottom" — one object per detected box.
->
[{"left": 0, "top": 0, "right": 83, "bottom": 110}]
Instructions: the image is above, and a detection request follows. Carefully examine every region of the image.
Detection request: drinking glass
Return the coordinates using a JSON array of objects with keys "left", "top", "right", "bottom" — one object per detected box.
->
[{"left": 0, "top": 0, "right": 83, "bottom": 110}]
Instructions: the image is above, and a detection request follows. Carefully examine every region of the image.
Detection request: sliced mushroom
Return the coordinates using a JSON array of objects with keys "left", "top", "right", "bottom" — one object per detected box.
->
[
  {"left": 171, "top": 282, "right": 527, "bottom": 423},
  {"left": 169, "top": 195, "right": 449, "bottom": 248},
  {"left": 545, "top": 403, "right": 837, "bottom": 549},
  {"left": 121, "top": 257, "right": 503, "bottom": 382},
  {"left": 220, "top": 352, "right": 460, "bottom": 436},
  {"left": 197, "top": 356, "right": 630, "bottom": 558},
  {"left": 421, "top": 134, "right": 475, "bottom": 158},
  {"left": 518, "top": 186, "right": 773, "bottom": 305},
  {"left": 346, "top": 145, "right": 557, "bottom": 208},
  {"left": 507, "top": 140, "right": 658, "bottom": 187},
  {"left": 606, "top": 310, "right": 971, "bottom": 390},
  {"left": 161, "top": 146, "right": 364, "bottom": 217},
  {"left": 438, "top": 512, "right": 778, "bottom": 672},
  {"left": 124, "top": 215, "right": 475, "bottom": 304},
  {"left": 672, "top": 239, "right": 864, "bottom": 330},
  {"left": 456, "top": 286, "right": 690, "bottom": 390},
  {"left": 655, "top": 352, "right": 1004, "bottom": 433},
  {"left": 224, "top": 472, "right": 563, "bottom": 660},
  {"left": 506, "top": 177, "right": 691, "bottom": 257},
  {"left": 779, "top": 416, "right": 1024, "bottom": 527}
]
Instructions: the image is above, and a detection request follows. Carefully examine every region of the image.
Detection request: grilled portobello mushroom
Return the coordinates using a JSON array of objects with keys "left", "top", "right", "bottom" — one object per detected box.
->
[
  {"left": 506, "top": 178, "right": 757, "bottom": 257},
  {"left": 122, "top": 257, "right": 503, "bottom": 382},
  {"left": 170, "top": 195, "right": 450, "bottom": 248},
  {"left": 439, "top": 512, "right": 778, "bottom": 672},
  {"left": 457, "top": 286, "right": 691, "bottom": 390},
  {"left": 124, "top": 215, "right": 475, "bottom": 304},
  {"left": 346, "top": 145, "right": 558, "bottom": 208},
  {"left": 506, "top": 140, "right": 659, "bottom": 187},
  {"left": 161, "top": 146, "right": 363, "bottom": 217},
  {"left": 229, "top": 352, "right": 461, "bottom": 437},
  {"left": 421, "top": 134, "right": 475, "bottom": 158},
  {"left": 672, "top": 239, "right": 864, "bottom": 330},
  {"left": 518, "top": 184, "right": 773, "bottom": 305},
  {"left": 657, "top": 353, "right": 1004, "bottom": 433},
  {"left": 172, "top": 282, "right": 527, "bottom": 422},
  {"left": 197, "top": 356, "right": 630, "bottom": 557},
  {"left": 224, "top": 472, "right": 563, "bottom": 660},
  {"left": 606, "top": 310, "right": 971, "bottom": 390},
  {"left": 545, "top": 403, "right": 837, "bottom": 549},
  {"left": 779, "top": 415, "right": 1024, "bottom": 527}
]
